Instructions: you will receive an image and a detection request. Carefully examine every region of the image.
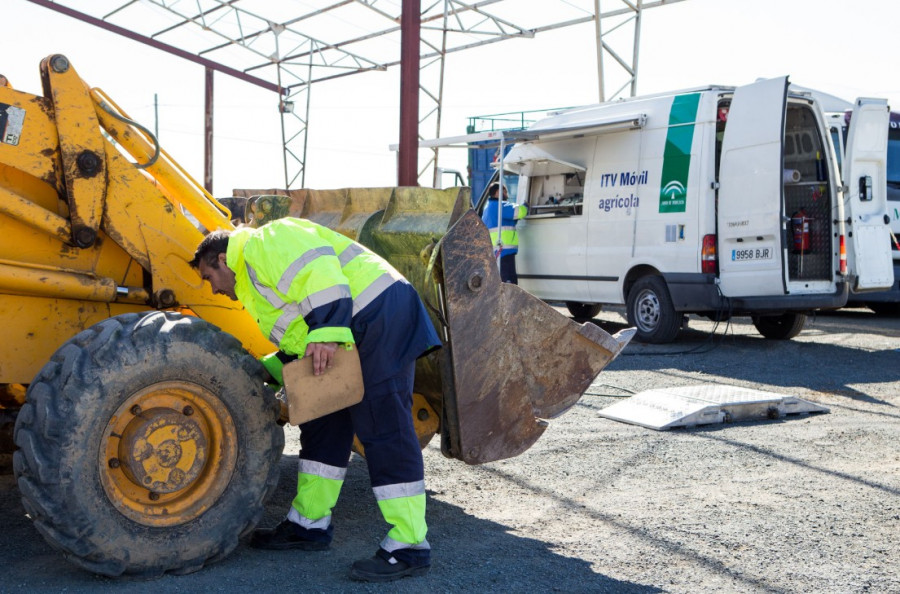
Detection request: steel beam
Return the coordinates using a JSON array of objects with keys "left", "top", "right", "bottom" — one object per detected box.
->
[
  {"left": 26, "top": 0, "right": 686, "bottom": 189},
  {"left": 399, "top": 0, "right": 421, "bottom": 186},
  {"left": 204, "top": 67, "right": 214, "bottom": 194}
]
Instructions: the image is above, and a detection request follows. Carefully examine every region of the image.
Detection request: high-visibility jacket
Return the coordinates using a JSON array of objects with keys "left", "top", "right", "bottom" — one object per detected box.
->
[
  {"left": 226, "top": 217, "right": 407, "bottom": 357},
  {"left": 481, "top": 198, "right": 528, "bottom": 256},
  {"left": 232, "top": 219, "right": 439, "bottom": 555}
]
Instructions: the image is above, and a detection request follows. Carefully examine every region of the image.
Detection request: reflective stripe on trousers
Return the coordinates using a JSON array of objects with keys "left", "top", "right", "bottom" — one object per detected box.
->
[
  {"left": 289, "top": 459, "right": 347, "bottom": 529},
  {"left": 374, "top": 480, "right": 429, "bottom": 548}
]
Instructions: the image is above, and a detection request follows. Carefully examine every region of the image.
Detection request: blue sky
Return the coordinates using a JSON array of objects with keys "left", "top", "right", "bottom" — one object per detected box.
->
[{"left": 4, "top": 0, "right": 898, "bottom": 194}]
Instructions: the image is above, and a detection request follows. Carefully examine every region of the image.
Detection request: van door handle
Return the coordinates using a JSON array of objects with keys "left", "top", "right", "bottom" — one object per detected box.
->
[{"left": 859, "top": 175, "right": 873, "bottom": 201}]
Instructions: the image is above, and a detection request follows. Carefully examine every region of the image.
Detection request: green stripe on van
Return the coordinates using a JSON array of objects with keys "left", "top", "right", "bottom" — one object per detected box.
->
[{"left": 659, "top": 93, "right": 701, "bottom": 213}]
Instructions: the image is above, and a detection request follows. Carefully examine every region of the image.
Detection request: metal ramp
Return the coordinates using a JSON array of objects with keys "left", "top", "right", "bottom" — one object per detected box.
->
[{"left": 598, "top": 385, "right": 829, "bottom": 430}]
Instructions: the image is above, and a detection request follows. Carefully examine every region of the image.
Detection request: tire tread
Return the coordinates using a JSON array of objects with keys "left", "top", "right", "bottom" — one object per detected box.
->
[{"left": 13, "top": 311, "right": 283, "bottom": 577}]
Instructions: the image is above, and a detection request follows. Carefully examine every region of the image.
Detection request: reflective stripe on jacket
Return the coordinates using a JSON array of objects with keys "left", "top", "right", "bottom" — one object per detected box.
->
[
  {"left": 481, "top": 198, "right": 528, "bottom": 256},
  {"left": 227, "top": 217, "right": 404, "bottom": 356}
]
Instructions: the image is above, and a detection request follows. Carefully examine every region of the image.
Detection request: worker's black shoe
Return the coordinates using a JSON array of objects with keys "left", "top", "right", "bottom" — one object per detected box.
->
[
  {"left": 349, "top": 548, "right": 430, "bottom": 582},
  {"left": 248, "top": 520, "right": 331, "bottom": 551}
]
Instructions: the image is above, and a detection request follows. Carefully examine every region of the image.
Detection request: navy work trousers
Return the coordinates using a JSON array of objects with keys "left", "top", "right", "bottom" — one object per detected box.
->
[
  {"left": 500, "top": 253, "right": 518, "bottom": 284},
  {"left": 297, "top": 361, "right": 422, "bottom": 488}
]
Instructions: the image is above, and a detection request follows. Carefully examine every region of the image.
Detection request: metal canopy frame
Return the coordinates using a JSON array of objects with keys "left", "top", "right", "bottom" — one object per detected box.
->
[{"left": 26, "top": 0, "right": 684, "bottom": 190}]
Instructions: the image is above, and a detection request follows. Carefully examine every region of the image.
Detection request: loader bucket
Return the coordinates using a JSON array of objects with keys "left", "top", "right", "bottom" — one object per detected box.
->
[
  {"left": 232, "top": 187, "right": 632, "bottom": 464},
  {"left": 433, "top": 210, "right": 633, "bottom": 464}
]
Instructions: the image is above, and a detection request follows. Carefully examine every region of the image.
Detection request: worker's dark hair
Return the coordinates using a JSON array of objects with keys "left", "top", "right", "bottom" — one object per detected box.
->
[
  {"left": 488, "top": 182, "right": 500, "bottom": 197},
  {"left": 189, "top": 229, "right": 231, "bottom": 269}
]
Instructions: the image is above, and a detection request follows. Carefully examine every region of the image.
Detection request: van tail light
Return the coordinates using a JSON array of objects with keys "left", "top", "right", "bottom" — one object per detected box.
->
[
  {"left": 839, "top": 234, "right": 847, "bottom": 275},
  {"left": 701, "top": 234, "right": 718, "bottom": 274}
]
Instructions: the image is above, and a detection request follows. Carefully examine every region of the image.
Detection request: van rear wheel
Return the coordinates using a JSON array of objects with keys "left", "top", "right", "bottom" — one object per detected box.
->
[
  {"left": 626, "top": 276, "right": 680, "bottom": 343},
  {"left": 566, "top": 302, "right": 602, "bottom": 319},
  {"left": 751, "top": 313, "right": 806, "bottom": 340}
]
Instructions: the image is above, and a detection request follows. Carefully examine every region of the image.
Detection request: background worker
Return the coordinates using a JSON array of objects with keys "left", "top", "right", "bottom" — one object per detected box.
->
[
  {"left": 190, "top": 217, "right": 441, "bottom": 582},
  {"left": 481, "top": 182, "right": 528, "bottom": 283}
]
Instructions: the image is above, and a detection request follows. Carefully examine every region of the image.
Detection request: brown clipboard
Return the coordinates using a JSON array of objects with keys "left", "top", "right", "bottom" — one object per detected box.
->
[{"left": 282, "top": 346, "right": 364, "bottom": 425}]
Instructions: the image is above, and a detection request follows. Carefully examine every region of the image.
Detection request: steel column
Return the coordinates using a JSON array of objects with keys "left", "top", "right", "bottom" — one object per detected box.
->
[
  {"left": 204, "top": 67, "right": 214, "bottom": 194},
  {"left": 632, "top": 0, "right": 643, "bottom": 96},
  {"left": 594, "top": 0, "right": 605, "bottom": 102},
  {"left": 398, "top": 0, "right": 421, "bottom": 186}
]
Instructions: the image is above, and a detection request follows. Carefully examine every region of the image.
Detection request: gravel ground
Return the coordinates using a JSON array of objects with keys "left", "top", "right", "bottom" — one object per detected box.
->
[{"left": 1, "top": 306, "right": 898, "bottom": 593}]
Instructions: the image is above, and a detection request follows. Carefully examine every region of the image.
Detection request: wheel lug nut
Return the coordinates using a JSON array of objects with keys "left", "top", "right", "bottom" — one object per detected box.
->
[
  {"left": 108, "top": 458, "right": 120, "bottom": 469},
  {"left": 130, "top": 405, "right": 142, "bottom": 416},
  {"left": 148, "top": 492, "right": 160, "bottom": 501},
  {"left": 183, "top": 406, "right": 194, "bottom": 416}
]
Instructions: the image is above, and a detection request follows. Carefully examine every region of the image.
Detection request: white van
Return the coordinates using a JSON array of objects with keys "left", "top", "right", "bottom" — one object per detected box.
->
[
  {"left": 475, "top": 77, "right": 894, "bottom": 342},
  {"left": 821, "top": 102, "right": 900, "bottom": 315}
]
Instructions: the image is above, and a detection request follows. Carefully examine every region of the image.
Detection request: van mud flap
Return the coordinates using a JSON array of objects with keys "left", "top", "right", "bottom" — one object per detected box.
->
[{"left": 434, "top": 210, "right": 634, "bottom": 464}]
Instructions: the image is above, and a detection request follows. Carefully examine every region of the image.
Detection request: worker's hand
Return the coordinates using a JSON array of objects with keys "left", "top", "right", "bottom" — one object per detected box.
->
[{"left": 305, "top": 342, "right": 338, "bottom": 376}]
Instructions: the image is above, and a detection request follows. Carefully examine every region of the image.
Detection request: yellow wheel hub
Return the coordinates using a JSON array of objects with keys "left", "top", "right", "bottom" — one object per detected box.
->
[
  {"left": 100, "top": 381, "right": 237, "bottom": 527},
  {"left": 118, "top": 408, "right": 207, "bottom": 494}
]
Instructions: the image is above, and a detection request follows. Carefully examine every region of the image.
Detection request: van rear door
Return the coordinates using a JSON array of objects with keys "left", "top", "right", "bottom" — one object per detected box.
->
[
  {"left": 842, "top": 97, "right": 894, "bottom": 291},
  {"left": 717, "top": 76, "right": 788, "bottom": 296}
]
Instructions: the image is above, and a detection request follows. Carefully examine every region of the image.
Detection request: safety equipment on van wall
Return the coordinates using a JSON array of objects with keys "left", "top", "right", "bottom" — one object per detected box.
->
[
  {"left": 791, "top": 208, "right": 811, "bottom": 253},
  {"left": 815, "top": 151, "right": 826, "bottom": 181}
]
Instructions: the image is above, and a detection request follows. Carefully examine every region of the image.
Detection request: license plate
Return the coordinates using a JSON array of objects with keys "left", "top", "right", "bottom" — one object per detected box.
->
[{"left": 731, "top": 247, "right": 774, "bottom": 261}]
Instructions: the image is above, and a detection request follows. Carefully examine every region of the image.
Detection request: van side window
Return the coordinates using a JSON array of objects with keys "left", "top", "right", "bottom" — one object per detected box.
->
[
  {"left": 784, "top": 104, "right": 827, "bottom": 184},
  {"left": 887, "top": 120, "right": 900, "bottom": 202},
  {"left": 525, "top": 172, "right": 584, "bottom": 216},
  {"left": 474, "top": 170, "right": 520, "bottom": 215},
  {"left": 829, "top": 126, "right": 844, "bottom": 174}
]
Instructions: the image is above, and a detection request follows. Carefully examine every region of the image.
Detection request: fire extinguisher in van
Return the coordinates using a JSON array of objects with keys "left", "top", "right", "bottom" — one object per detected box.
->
[{"left": 791, "top": 208, "right": 811, "bottom": 253}]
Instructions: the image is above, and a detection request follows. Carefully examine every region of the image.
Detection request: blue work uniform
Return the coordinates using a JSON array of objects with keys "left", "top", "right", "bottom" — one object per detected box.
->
[
  {"left": 227, "top": 217, "right": 441, "bottom": 565},
  {"left": 481, "top": 198, "right": 528, "bottom": 283}
]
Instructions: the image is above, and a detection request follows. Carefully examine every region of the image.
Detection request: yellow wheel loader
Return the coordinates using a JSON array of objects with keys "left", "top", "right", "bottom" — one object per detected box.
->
[{"left": 0, "top": 56, "right": 632, "bottom": 577}]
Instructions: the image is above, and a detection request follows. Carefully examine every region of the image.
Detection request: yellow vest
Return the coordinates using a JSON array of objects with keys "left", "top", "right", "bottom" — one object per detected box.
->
[{"left": 227, "top": 218, "right": 404, "bottom": 355}]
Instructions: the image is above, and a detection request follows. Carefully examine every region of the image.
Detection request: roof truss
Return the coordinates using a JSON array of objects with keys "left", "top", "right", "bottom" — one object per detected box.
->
[{"left": 27, "top": 0, "right": 685, "bottom": 188}]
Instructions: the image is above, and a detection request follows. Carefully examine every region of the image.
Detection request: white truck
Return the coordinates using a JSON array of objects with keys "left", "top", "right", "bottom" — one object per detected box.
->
[{"left": 473, "top": 77, "right": 894, "bottom": 342}]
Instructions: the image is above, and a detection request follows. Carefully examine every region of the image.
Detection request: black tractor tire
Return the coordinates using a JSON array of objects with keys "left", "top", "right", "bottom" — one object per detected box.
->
[
  {"left": 565, "top": 301, "right": 603, "bottom": 319},
  {"left": 751, "top": 312, "right": 806, "bottom": 340},
  {"left": 13, "top": 311, "right": 284, "bottom": 577},
  {"left": 626, "top": 276, "right": 680, "bottom": 344},
  {"left": 868, "top": 302, "right": 900, "bottom": 316}
]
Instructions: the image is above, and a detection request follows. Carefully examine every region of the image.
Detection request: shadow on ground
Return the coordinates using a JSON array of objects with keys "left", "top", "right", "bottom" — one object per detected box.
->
[
  {"left": 584, "top": 309, "right": 899, "bottom": 407},
  {"left": 0, "top": 453, "right": 659, "bottom": 593}
]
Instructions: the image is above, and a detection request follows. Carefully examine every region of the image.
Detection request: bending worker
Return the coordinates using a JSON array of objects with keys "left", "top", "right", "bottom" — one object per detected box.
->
[
  {"left": 190, "top": 217, "right": 441, "bottom": 582},
  {"left": 481, "top": 182, "right": 528, "bottom": 284}
]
